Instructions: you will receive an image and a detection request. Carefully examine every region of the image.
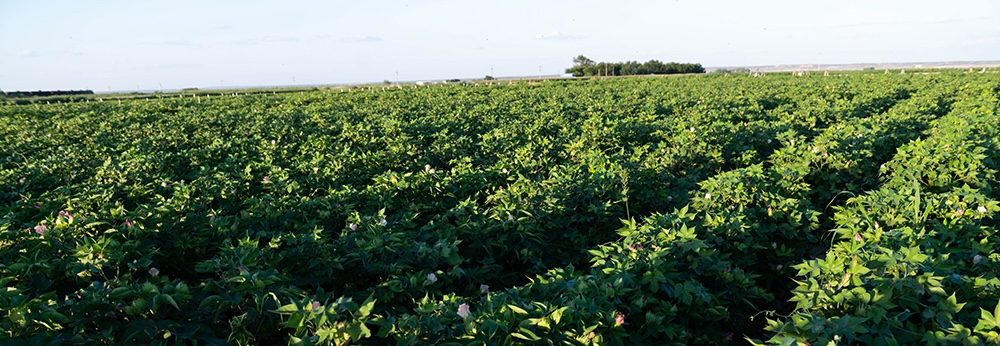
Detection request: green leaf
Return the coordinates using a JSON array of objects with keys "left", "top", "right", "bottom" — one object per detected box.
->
[
  {"left": 938, "top": 293, "right": 965, "bottom": 314},
  {"left": 347, "top": 323, "right": 371, "bottom": 341},
  {"left": 275, "top": 303, "right": 300, "bottom": 314},
  {"left": 198, "top": 295, "right": 224, "bottom": 311},
  {"left": 157, "top": 294, "right": 179, "bottom": 310},
  {"left": 358, "top": 296, "right": 376, "bottom": 318},
  {"left": 507, "top": 304, "right": 528, "bottom": 316}
]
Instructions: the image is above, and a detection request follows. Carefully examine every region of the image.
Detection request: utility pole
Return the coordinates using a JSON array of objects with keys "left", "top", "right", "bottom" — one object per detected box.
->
[{"left": 396, "top": 70, "right": 399, "bottom": 83}]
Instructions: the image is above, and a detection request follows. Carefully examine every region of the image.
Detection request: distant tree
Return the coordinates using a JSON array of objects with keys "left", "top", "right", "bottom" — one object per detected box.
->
[
  {"left": 567, "top": 55, "right": 598, "bottom": 76},
  {"left": 620, "top": 61, "right": 645, "bottom": 75},
  {"left": 484, "top": 75, "right": 495, "bottom": 80},
  {"left": 573, "top": 55, "right": 595, "bottom": 66},
  {"left": 643, "top": 60, "right": 667, "bottom": 74},
  {"left": 566, "top": 56, "right": 703, "bottom": 77}
]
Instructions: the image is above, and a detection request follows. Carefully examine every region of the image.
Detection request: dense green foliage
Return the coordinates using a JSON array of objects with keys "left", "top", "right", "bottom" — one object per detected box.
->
[
  {"left": 566, "top": 55, "right": 705, "bottom": 77},
  {"left": 3, "top": 90, "right": 95, "bottom": 98},
  {"left": 1, "top": 71, "right": 999, "bottom": 345}
]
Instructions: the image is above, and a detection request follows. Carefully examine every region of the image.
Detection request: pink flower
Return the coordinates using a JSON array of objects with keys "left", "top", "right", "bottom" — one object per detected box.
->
[
  {"left": 149, "top": 267, "right": 160, "bottom": 277},
  {"left": 874, "top": 221, "right": 880, "bottom": 229},
  {"left": 161, "top": 181, "right": 168, "bottom": 188},
  {"left": 59, "top": 210, "right": 72, "bottom": 219},
  {"left": 457, "top": 303, "right": 471, "bottom": 318},
  {"left": 854, "top": 233, "right": 862, "bottom": 241},
  {"left": 34, "top": 223, "right": 48, "bottom": 235},
  {"left": 615, "top": 313, "right": 625, "bottom": 326},
  {"left": 125, "top": 219, "right": 132, "bottom": 228},
  {"left": 311, "top": 301, "right": 321, "bottom": 311}
]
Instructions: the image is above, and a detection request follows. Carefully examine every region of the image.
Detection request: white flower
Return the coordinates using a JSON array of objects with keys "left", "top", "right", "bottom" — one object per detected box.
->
[
  {"left": 690, "top": 127, "right": 695, "bottom": 132},
  {"left": 874, "top": 221, "right": 880, "bottom": 229},
  {"left": 457, "top": 303, "right": 471, "bottom": 318},
  {"left": 429, "top": 169, "right": 436, "bottom": 174},
  {"left": 974, "top": 255, "right": 984, "bottom": 265},
  {"left": 349, "top": 223, "right": 358, "bottom": 231},
  {"left": 502, "top": 168, "right": 508, "bottom": 174},
  {"left": 380, "top": 219, "right": 387, "bottom": 226},
  {"left": 425, "top": 164, "right": 431, "bottom": 171},
  {"left": 149, "top": 268, "right": 160, "bottom": 277},
  {"left": 427, "top": 273, "right": 437, "bottom": 283},
  {"left": 979, "top": 206, "right": 988, "bottom": 213},
  {"left": 705, "top": 193, "right": 711, "bottom": 200},
  {"left": 480, "top": 284, "right": 489, "bottom": 294},
  {"left": 507, "top": 212, "right": 514, "bottom": 221},
  {"left": 161, "top": 181, "right": 168, "bottom": 188}
]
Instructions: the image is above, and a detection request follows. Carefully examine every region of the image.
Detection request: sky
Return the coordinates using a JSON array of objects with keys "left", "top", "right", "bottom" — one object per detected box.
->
[{"left": 1, "top": 0, "right": 998, "bottom": 91}]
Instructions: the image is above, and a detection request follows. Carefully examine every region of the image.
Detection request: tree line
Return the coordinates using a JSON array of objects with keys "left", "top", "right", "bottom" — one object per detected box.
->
[
  {"left": 565, "top": 55, "right": 705, "bottom": 77},
  {"left": 2, "top": 90, "right": 95, "bottom": 98}
]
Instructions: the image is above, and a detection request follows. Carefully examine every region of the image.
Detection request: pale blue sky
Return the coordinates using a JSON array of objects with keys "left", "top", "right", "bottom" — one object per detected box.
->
[{"left": 2, "top": 0, "right": 997, "bottom": 91}]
